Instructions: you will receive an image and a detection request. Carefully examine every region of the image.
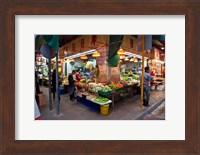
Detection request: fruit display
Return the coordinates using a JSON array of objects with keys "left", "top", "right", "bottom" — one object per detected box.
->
[
  {"left": 77, "top": 82, "right": 88, "bottom": 88},
  {"left": 93, "top": 96, "right": 109, "bottom": 103},
  {"left": 80, "top": 79, "right": 86, "bottom": 82}
]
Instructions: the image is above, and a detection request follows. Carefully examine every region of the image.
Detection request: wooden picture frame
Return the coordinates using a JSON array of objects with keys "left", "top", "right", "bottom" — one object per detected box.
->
[{"left": 0, "top": 0, "right": 199, "bottom": 154}]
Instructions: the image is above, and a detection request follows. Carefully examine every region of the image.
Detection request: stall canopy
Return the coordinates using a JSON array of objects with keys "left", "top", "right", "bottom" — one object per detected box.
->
[{"left": 107, "top": 35, "right": 123, "bottom": 67}]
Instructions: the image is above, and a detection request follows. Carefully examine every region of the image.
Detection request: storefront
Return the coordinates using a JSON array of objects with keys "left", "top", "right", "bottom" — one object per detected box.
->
[{"left": 35, "top": 35, "right": 165, "bottom": 117}]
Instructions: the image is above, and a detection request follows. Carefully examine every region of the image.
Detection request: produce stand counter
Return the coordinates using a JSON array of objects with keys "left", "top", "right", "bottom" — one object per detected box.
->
[
  {"left": 126, "top": 83, "right": 140, "bottom": 97},
  {"left": 76, "top": 92, "right": 112, "bottom": 113},
  {"left": 75, "top": 80, "right": 140, "bottom": 108},
  {"left": 99, "top": 83, "right": 139, "bottom": 108}
]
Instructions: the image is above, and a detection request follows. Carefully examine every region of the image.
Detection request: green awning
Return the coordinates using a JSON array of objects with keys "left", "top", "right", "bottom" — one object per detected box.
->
[
  {"left": 42, "top": 35, "right": 59, "bottom": 51},
  {"left": 107, "top": 35, "right": 123, "bottom": 67}
]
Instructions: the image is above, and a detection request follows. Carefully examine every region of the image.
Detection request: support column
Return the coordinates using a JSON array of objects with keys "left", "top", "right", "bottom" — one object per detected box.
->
[
  {"left": 48, "top": 58, "right": 52, "bottom": 110},
  {"left": 96, "top": 47, "right": 109, "bottom": 83},
  {"left": 140, "top": 35, "right": 145, "bottom": 110},
  {"left": 55, "top": 52, "right": 60, "bottom": 114}
]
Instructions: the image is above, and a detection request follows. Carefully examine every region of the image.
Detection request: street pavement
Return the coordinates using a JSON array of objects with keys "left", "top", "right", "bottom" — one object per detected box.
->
[{"left": 143, "top": 101, "right": 165, "bottom": 120}]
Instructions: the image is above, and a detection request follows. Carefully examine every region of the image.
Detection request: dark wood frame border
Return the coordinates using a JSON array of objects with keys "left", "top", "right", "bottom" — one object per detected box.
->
[{"left": 0, "top": 0, "right": 199, "bottom": 154}]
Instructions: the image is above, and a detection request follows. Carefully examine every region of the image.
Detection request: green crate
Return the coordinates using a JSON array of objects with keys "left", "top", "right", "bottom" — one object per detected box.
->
[
  {"left": 98, "top": 91, "right": 112, "bottom": 96},
  {"left": 116, "top": 88, "right": 124, "bottom": 92}
]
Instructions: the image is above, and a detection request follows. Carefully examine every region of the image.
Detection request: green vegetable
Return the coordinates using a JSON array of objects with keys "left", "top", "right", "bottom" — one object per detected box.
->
[
  {"left": 94, "top": 96, "right": 109, "bottom": 103},
  {"left": 97, "top": 85, "right": 112, "bottom": 92}
]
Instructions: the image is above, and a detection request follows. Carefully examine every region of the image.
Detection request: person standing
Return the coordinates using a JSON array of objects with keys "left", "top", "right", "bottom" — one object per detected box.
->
[
  {"left": 68, "top": 70, "right": 76, "bottom": 100},
  {"left": 75, "top": 70, "right": 82, "bottom": 81},
  {"left": 140, "top": 67, "right": 154, "bottom": 106}
]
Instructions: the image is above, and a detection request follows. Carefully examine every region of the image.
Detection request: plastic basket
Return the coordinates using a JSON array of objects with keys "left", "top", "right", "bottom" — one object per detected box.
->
[
  {"left": 59, "top": 87, "right": 65, "bottom": 94},
  {"left": 98, "top": 91, "right": 112, "bottom": 97},
  {"left": 116, "top": 87, "right": 124, "bottom": 92},
  {"left": 88, "top": 102, "right": 100, "bottom": 111}
]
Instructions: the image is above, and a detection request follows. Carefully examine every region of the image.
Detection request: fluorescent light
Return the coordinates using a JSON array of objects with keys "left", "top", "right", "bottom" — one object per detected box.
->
[{"left": 153, "top": 59, "right": 165, "bottom": 64}]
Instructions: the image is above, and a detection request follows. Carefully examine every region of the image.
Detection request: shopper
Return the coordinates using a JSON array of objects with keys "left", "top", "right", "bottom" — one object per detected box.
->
[
  {"left": 68, "top": 70, "right": 76, "bottom": 100},
  {"left": 140, "top": 66, "right": 154, "bottom": 106}
]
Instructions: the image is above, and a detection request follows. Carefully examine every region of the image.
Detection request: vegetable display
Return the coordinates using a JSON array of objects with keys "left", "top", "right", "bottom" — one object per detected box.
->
[
  {"left": 93, "top": 96, "right": 109, "bottom": 103},
  {"left": 97, "top": 85, "right": 112, "bottom": 92},
  {"left": 88, "top": 83, "right": 103, "bottom": 93},
  {"left": 120, "top": 73, "right": 140, "bottom": 85}
]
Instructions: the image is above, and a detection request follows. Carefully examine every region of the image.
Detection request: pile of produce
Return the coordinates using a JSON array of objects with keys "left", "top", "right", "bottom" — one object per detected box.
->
[
  {"left": 120, "top": 73, "right": 140, "bottom": 85},
  {"left": 108, "top": 81, "right": 124, "bottom": 90},
  {"left": 111, "top": 81, "right": 124, "bottom": 88},
  {"left": 77, "top": 82, "right": 88, "bottom": 88},
  {"left": 97, "top": 85, "right": 112, "bottom": 92},
  {"left": 132, "top": 74, "right": 140, "bottom": 81},
  {"left": 88, "top": 83, "right": 103, "bottom": 93},
  {"left": 93, "top": 96, "right": 109, "bottom": 103},
  {"left": 85, "top": 61, "right": 94, "bottom": 70},
  {"left": 80, "top": 79, "right": 86, "bottom": 82}
]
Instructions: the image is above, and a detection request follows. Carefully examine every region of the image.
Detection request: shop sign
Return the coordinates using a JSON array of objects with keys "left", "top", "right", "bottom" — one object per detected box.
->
[
  {"left": 120, "top": 35, "right": 138, "bottom": 53},
  {"left": 61, "top": 35, "right": 108, "bottom": 56}
]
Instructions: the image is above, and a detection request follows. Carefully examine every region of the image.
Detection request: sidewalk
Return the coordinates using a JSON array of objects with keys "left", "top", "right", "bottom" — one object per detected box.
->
[
  {"left": 142, "top": 101, "right": 165, "bottom": 120},
  {"left": 39, "top": 86, "right": 165, "bottom": 120}
]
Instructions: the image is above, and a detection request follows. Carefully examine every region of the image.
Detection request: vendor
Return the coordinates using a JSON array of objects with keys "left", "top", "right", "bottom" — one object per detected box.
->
[{"left": 75, "top": 69, "right": 82, "bottom": 81}]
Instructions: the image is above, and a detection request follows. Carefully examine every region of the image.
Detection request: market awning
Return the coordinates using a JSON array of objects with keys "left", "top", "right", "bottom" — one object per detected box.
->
[{"left": 107, "top": 35, "right": 123, "bottom": 67}]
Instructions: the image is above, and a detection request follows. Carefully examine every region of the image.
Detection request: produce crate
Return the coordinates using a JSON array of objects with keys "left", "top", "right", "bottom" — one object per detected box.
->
[
  {"left": 116, "top": 87, "right": 124, "bottom": 92},
  {"left": 76, "top": 96, "right": 82, "bottom": 103},
  {"left": 88, "top": 102, "right": 100, "bottom": 111},
  {"left": 59, "top": 87, "right": 65, "bottom": 94},
  {"left": 81, "top": 95, "right": 88, "bottom": 106},
  {"left": 98, "top": 91, "right": 112, "bottom": 97}
]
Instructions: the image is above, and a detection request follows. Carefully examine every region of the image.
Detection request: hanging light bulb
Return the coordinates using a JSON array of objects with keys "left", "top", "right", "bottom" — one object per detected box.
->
[
  {"left": 117, "top": 48, "right": 125, "bottom": 54},
  {"left": 120, "top": 54, "right": 125, "bottom": 59},
  {"left": 134, "top": 57, "right": 138, "bottom": 62},
  {"left": 69, "top": 58, "right": 74, "bottom": 62},
  {"left": 80, "top": 55, "right": 88, "bottom": 59},
  {"left": 129, "top": 58, "right": 134, "bottom": 62},
  {"left": 92, "top": 51, "right": 101, "bottom": 57},
  {"left": 124, "top": 57, "right": 129, "bottom": 61}
]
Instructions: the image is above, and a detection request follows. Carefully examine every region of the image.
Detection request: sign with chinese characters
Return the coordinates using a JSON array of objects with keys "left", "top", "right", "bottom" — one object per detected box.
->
[
  {"left": 60, "top": 35, "right": 108, "bottom": 57},
  {"left": 120, "top": 35, "right": 138, "bottom": 53}
]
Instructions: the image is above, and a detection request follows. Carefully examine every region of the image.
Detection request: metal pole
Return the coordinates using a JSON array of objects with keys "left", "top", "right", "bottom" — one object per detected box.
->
[
  {"left": 55, "top": 51, "right": 60, "bottom": 114},
  {"left": 48, "top": 58, "right": 52, "bottom": 110},
  {"left": 140, "top": 35, "right": 145, "bottom": 110}
]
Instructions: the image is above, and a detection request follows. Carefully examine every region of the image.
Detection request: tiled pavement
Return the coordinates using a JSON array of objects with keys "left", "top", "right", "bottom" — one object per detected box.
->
[{"left": 39, "top": 86, "right": 165, "bottom": 120}]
